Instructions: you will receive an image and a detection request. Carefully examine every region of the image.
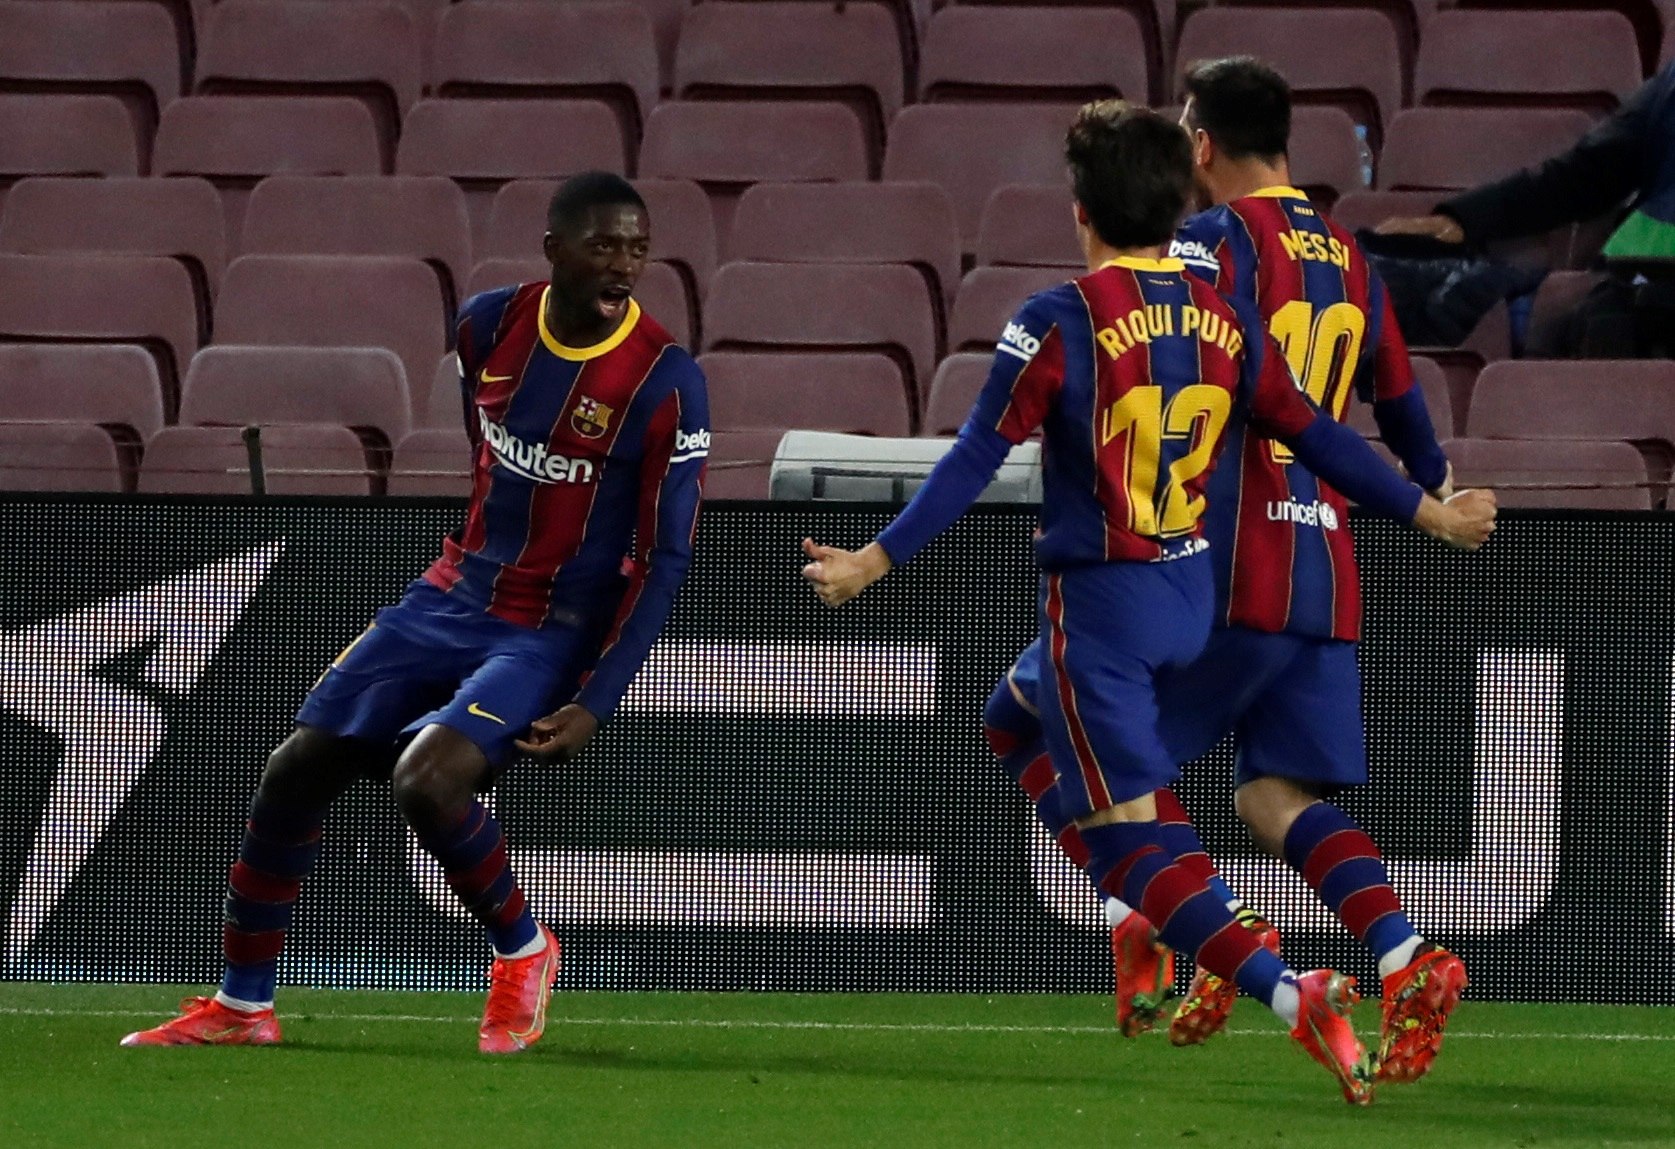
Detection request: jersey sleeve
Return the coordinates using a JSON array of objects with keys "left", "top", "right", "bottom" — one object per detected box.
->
[
  {"left": 1361, "top": 273, "right": 1450, "bottom": 491},
  {"left": 573, "top": 351, "right": 709, "bottom": 722},
  {"left": 454, "top": 287, "right": 516, "bottom": 444},
  {"left": 1233, "top": 296, "right": 1318, "bottom": 443},
  {"left": 1171, "top": 209, "right": 1238, "bottom": 292},
  {"left": 875, "top": 292, "right": 1065, "bottom": 566}
]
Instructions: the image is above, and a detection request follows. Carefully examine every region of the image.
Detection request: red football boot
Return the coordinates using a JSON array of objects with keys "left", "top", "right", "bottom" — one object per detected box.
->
[
  {"left": 120, "top": 996, "right": 281, "bottom": 1047},
  {"left": 479, "top": 924, "right": 561, "bottom": 1055},
  {"left": 1169, "top": 912, "right": 1282, "bottom": 1046},
  {"left": 1377, "top": 946, "right": 1468, "bottom": 1083},
  {"left": 1110, "top": 913, "right": 1175, "bottom": 1037},
  {"left": 1290, "top": 970, "right": 1376, "bottom": 1106}
]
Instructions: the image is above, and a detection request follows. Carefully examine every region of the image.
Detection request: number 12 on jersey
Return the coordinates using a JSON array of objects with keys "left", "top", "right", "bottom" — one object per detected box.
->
[
  {"left": 1101, "top": 384, "right": 1232, "bottom": 538},
  {"left": 1267, "top": 300, "right": 1366, "bottom": 464}
]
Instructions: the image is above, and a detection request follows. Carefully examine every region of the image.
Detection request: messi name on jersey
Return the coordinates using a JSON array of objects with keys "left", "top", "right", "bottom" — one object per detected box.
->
[{"left": 477, "top": 408, "right": 596, "bottom": 485}]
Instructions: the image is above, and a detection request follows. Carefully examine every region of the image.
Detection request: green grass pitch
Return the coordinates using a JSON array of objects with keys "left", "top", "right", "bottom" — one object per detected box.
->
[{"left": 2, "top": 984, "right": 1672, "bottom": 1148}]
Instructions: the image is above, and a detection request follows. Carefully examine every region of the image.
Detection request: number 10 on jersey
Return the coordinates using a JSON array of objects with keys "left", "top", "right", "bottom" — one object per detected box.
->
[{"left": 1267, "top": 300, "right": 1367, "bottom": 464}]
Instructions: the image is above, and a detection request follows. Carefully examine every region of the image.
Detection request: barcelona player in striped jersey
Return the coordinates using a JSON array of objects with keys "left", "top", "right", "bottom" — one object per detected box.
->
[
  {"left": 123, "top": 172, "right": 708, "bottom": 1055},
  {"left": 988, "top": 60, "right": 1477, "bottom": 1083},
  {"left": 804, "top": 104, "right": 1494, "bottom": 1104}
]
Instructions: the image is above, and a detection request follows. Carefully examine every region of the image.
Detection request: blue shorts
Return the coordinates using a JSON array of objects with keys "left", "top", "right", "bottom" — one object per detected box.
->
[
  {"left": 1035, "top": 557, "right": 1214, "bottom": 818},
  {"left": 1010, "top": 626, "right": 1367, "bottom": 792},
  {"left": 295, "top": 582, "right": 591, "bottom": 768}
]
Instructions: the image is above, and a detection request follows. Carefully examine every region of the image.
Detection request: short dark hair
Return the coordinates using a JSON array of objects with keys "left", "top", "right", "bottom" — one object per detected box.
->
[
  {"left": 546, "top": 171, "right": 646, "bottom": 236},
  {"left": 1066, "top": 101, "right": 1193, "bottom": 249},
  {"left": 1182, "top": 56, "right": 1291, "bottom": 161}
]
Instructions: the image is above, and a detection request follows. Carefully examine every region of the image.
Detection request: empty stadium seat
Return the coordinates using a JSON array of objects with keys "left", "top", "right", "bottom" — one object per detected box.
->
[
  {"left": 920, "top": 7, "right": 1149, "bottom": 107},
  {"left": 1212, "top": 0, "right": 1432, "bottom": 86},
  {"left": 461, "top": 258, "right": 693, "bottom": 349},
  {"left": 976, "top": 185, "right": 1081, "bottom": 268},
  {"left": 1443, "top": 436, "right": 1652, "bottom": 510},
  {"left": 214, "top": 255, "right": 446, "bottom": 405},
  {"left": 1416, "top": 10, "right": 1642, "bottom": 116},
  {"left": 1174, "top": 6, "right": 1403, "bottom": 146},
  {"left": 0, "top": 421, "right": 126, "bottom": 493},
  {"left": 638, "top": 102, "right": 870, "bottom": 256},
  {"left": 1378, "top": 108, "right": 1595, "bottom": 191},
  {"left": 729, "top": 180, "right": 961, "bottom": 325},
  {"left": 483, "top": 178, "right": 717, "bottom": 305},
  {"left": 1523, "top": 270, "right": 1607, "bottom": 358},
  {"left": 949, "top": 266, "right": 1072, "bottom": 353},
  {"left": 0, "top": 94, "right": 138, "bottom": 211},
  {"left": 675, "top": 2, "right": 904, "bottom": 172},
  {"left": 389, "top": 426, "right": 473, "bottom": 496},
  {"left": 884, "top": 104, "right": 1080, "bottom": 254},
  {"left": 0, "top": 1, "right": 179, "bottom": 158},
  {"left": 947, "top": 0, "right": 1165, "bottom": 104},
  {"left": 923, "top": 352, "right": 991, "bottom": 437},
  {"left": 396, "top": 99, "right": 625, "bottom": 251},
  {"left": 0, "top": 342, "right": 167, "bottom": 485},
  {"left": 1288, "top": 106, "right": 1366, "bottom": 207},
  {"left": 0, "top": 253, "right": 198, "bottom": 415},
  {"left": 195, "top": 1, "right": 421, "bottom": 167},
  {"left": 241, "top": 175, "right": 471, "bottom": 318},
  {"left": 179, "top": 345, "right": 412, "bottom": 450},
  {"left": 152, "top": 96, "right": 382, "bottom": 246},
  {"left": 704, "top": 262, "right": 938, "bottom": 420},
  {"left": 424, "top": 353, "right": 462, "bottom": 429},
  {"left": 432, "top": 1, "right": 658, "bottom": 152},
  {"left": 1412, "top": 301, "right": 1512, "bottom": 430},
  {"left": 1344, "top": 356, "right": 1455, "bottom": 442},
  {"left": 0, "top": 177, "right": 226, "bottom": 335},
  {"left": 1455, "top": 0, "right": 1665, "bottom": 76},
  {"left": 140, "top": 423, "right": 377, "bottom": 495}
]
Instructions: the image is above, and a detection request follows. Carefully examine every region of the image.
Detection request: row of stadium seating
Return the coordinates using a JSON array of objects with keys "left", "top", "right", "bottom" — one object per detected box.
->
[{"left": 6, "top": 0, "right": 1670, "bottom": 131}]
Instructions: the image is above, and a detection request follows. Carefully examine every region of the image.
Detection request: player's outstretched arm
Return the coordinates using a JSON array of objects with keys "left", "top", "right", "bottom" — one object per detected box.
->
[{"left": 802, "top": 537, "right": 892, "bottom": 608}]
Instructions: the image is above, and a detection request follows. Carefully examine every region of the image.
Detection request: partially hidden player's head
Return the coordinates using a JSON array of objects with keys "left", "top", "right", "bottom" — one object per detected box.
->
[
  {"left": 542, "top": 170, "right": 649, "bottom": 345},
  {"left": 1180, "top": 56, "right": 1292, "bottom": 205},
  {"left": 1065, "top": 101, "right": 1193, "bottom": 264}
]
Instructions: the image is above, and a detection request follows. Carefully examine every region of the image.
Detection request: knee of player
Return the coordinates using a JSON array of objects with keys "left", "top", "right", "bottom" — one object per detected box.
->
[
  {"left": 982, "top": 678, "right": 1037, "bottom": 752},
  {"left": 391, "top": 730, "right": 482, "bottom": 819}
]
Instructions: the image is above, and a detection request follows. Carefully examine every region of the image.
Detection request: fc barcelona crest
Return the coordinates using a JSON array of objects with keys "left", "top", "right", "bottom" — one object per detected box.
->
[{"left": 570, "top": 395, "right": 614, "bottom": 439}]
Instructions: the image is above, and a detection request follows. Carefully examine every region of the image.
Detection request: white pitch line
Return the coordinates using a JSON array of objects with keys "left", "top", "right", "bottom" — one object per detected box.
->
[{"left": 1, "top": 1006, "right": 1672, "bottom": 1043}]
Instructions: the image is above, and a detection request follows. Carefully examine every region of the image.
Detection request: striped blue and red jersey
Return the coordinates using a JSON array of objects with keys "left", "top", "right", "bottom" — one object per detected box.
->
[
  {"left": 422, "top": 283, "right": 708, "bottom": 720},
  {"left": 876, "top": 256, "right": 1423, "bottom": 571},
  {"left": 1170, "top": 186, "right": 1448, "bottom": 641}
]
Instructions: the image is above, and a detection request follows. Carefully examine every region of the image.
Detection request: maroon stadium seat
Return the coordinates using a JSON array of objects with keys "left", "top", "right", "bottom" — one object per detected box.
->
[
  {"left": 1442, "top": 436, "right": 1652, "bottom": 510},
  {"left": 152, "top": 96, "right": 382, "bottom": 247},
  {"left": 389, "top": 426, "right": 473, "bottom": 496},
  {"left": 1210, "top": 0, "right": 1433, "bottom": 92},
  {"left": 1287, "top": 106, "right": 1366, "bottom": 208},
  {"left": 1174, "top": 6, "right": 1403, "bottom": 147},
  {"left": 1466, "top": 359, "right": 1675, "bottom": 495},
  {"left": 698, "top": 350, "right": 913, "bottom": 496},
  {"left": 1523, "top": 270, "right": 1608, "bottom": 358},
  {"left": 140, "top": 423, "right": 378, "bottom": 495},
  {"left": 241, "top": 175, "right": 472, "bottom": 318},
  {"left": 884, "top": 103, "right": 1080, "bottom": 254},
  {"left": 919, "top": 7, "right": 1148, "bottom": 107},
  {"left": 0, "top": 94, "right": 138, "bottom": 214},
  {"left": 1329, "top": 190, "right": 1448, "bottom": 235},
  {"left": 923, "top": 352, "right": 992, "bottom": 437},
  {"left": 424, "top": 353, "right": 462, "bottom": 430},
  {"left": 214, "top": 254, "right": 446, "bottom": 405},
  {"left": 0, "top": 343, "right": 167, "bottom": 485},
  {"left": 945, "top": 0, "right": 1166, "bottom": 104},
  {"left": 483, "top": 178, "right": 717, "bottom": 306},
  {"left": 0, "top": 1, "right": 179, "bottom": 159},
  {"left": 675, "top": 2, "right": 904, "bottom": 172},
  {"left": 1416, "top": 10, "right": 1642, "bottom": 117},
  {"left": 0, "top": 177, "right": 226, "bottom": 336},
  {"left": 1455, "top": 0, "right": 1665, "bottom": 76},
  {"left": 179, "top": 345, "right": 413, "bottom": 451},
  {"left": 432, "top": 1, "right": 659, "bottom": 153},
  {"left": 194, "top": 1, "right": 421, "bottom": 168},
  {"left": 729, "top": 181, "right": 961, "bottom": 333},
  {"left": 1411, "top": 301, "right": 1512, "bottom": 431},
  {"left": 0, "top": 421, "right": 126, "bottom": 493},
  {"left": 0, "top": 253, "right": 198, "bottom": 415},
  {"left": 704, "top": 262, "right": 937, "bottom": 420},
  {"left": 638, "top": 101, "right": 869, "bottom": 257},
  {"left": 949, "top": 266, "right": 1071, "bottom": 353},
  {"left": 461, "top": 258, "right": 694, "bottom": 349},
  {"left": 396, "top": 98, "right": 625, "bottom": 252},
  {"left": 1344, "top": 356, "right": 1455, "bottom": 442},
  {"left": 976, "top": 184, "right": 1082, "bottom": 269},
  {"left": 1378, "top": 108, "right": 1595, "bottom": 192}
]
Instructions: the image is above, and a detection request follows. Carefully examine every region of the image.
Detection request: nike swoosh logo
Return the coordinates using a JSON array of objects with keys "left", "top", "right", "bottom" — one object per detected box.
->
[
  {"left": 467, "top": 702, "right": 506, "bottom": 725},
  {"left": 480, "top": 373, "right": 514, "bottom": 384}
]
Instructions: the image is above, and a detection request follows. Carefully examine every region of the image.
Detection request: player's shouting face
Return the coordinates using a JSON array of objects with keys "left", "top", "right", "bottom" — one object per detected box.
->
[{"left": 543, "top": 202, "right": 650, "bottom": 346}]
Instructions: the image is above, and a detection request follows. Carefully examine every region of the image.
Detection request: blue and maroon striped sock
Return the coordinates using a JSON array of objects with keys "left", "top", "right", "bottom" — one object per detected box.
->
[
  {"left": 412, "top": 799, "right": 538, "bottom": 957},
  {"left": 220, "top": 794, "right": 328, "bottom": 1006},
  {"left": 1082, "top": 820, "right": 1291, "bottom": 1009},
  {"left": 1284, "top": 801, "right": 1418, "bottom": 965},
  {"left": 1155, "top": 787, "right": 1241, "bottom": 910},
  {"left": 984, "top": 678, "right": 1090, "bottom": 868}
]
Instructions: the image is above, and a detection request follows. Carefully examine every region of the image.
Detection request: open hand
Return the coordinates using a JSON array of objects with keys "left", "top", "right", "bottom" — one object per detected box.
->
[
  {"left": 515, "top": 703, "right": 599, "bottom": 760},
  {"left": 801, "top": 537, "right": 892, "bottom": 608}
]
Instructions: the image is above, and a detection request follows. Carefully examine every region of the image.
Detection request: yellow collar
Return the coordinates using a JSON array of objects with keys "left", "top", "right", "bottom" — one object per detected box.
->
[
  {"left": 537, "top": 287, "right": 640, "bottom": 361},
  {"left": 1099, "top": 256, "right": 1185, "bottom": 272},
  {"left": 1245, "top": 186, "right": 1309, "bottom": 200}
]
